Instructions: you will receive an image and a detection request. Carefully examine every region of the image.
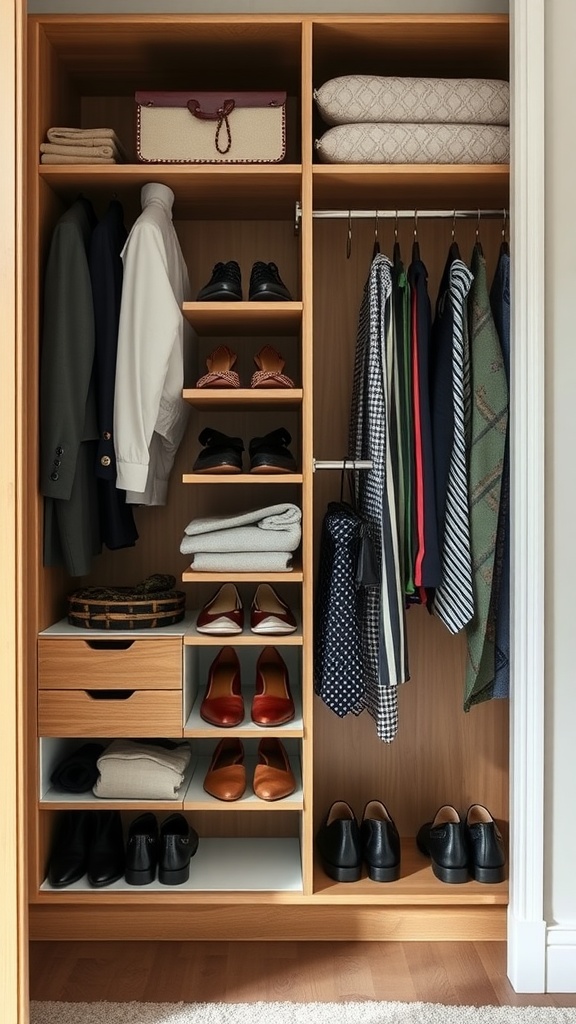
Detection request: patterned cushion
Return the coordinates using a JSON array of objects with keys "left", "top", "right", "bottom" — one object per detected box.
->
[
  {"left": 314, "top": 76, "right": 509, "bottom": 127},
  {"left": 315, "top": 122, "right": 510, "bottom": 165}
]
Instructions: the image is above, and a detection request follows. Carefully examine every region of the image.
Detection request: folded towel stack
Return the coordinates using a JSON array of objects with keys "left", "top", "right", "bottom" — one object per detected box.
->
[
  {"left": 180, "top": 503, "right": 302, "bottom": 573},
  {"left": 92, "top": 739, "right": 192, "bottom": 799},
  {"left": 40, "top": 127, "right": 129, "bottom": 165},
  {"left": 314, "top": 76, "right": 510, "bottom": 165}
]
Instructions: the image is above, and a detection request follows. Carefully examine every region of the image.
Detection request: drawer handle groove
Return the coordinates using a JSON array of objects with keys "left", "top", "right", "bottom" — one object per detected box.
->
[
  {"left": 85, "top": 689, "right": 135, "bottom": 701},
  {"left": 84, "top": 639, "right": 135, "bottom": 651}
]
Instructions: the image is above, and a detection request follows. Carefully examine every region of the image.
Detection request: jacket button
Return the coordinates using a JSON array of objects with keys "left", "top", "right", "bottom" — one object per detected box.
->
[
  {"left": 55, "top": 446, "right": 64, "bottom": 456},
  {"left": 50, "top": 471, "right": 59, "bottom": 481},
  {"left": 53, "top": 459, "right": 61, "bottom": 467},
  {"left": 103, "top": 431, "right": 112, "bottom": 441},
  {"left": 100, "top": 455, "right": 111, "bottom": 467}
]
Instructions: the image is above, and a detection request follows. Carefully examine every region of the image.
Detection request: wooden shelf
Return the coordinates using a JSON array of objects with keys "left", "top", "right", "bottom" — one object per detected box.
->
[
  {"left": 313, "top": 839, "right": 508, "bottom": 905},
  {"left": 182, "top": 562, "right": 303, "bottom": 583},
  {"left": 184, "top": 615, "right": 303, "bottom": 647},
  {"left": 39, "top": 164, "right": 302, "bottom": 219},
  {"left": 184, "top": 689, "right": 304, "bottom": 738},
  {"left": 313, "top": 165, "right": 509, "bottom": 210},
  {"left": 182, "top": 473, "right": 302, "bottom": 485},
  {"left": 183, "top": 388, "right": 302, "bottom": 411},
  {"left": 182, "top": 755, "right": 303, "bottom": 811},
  {"left": 182, "top": 301, "right": 302, "bottom": 335}
]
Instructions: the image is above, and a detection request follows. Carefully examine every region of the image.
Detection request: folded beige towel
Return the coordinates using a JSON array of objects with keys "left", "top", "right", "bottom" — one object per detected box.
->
[
  {"left": 40, "top": 154, "right": 116, "bottom": 164},
  {"left": 46, "top": 126, "right": 129, "bottom": 160},
  {"left": 93, "top": 739, "right": 192, "bottom": 800},
  {"left": 40, "top": 142, "right": 123, "bottom": 160}
]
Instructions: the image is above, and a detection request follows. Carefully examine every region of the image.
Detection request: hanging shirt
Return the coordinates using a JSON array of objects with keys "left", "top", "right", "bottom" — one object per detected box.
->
[
  {"left": 490, "top": 243, "right": 511, "bottom": 699},
  {"left": 114, "top": 183, "right": 191, "bottom": 505}
]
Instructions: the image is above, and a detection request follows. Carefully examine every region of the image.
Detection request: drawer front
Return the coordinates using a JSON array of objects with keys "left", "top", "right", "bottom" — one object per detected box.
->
[
  {"left": 38, "top": 689, "right": 182, "bottom": 737},
  {"left": 38, "top": 638, "right": 182, "bottom": 690}
]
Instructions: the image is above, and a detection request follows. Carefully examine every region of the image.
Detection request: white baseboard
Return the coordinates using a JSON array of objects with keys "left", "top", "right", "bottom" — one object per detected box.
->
[
  {"left": 546, "top": 927, "right": 576, "bottom": 993},
  {"left": 507, "top": 911, "right": 547, "bottom": 992}
]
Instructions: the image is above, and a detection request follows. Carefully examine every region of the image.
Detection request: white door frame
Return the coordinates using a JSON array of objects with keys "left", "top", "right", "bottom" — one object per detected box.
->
[{"left": 507, "top": 0, "right": 547, "bottom": 993}]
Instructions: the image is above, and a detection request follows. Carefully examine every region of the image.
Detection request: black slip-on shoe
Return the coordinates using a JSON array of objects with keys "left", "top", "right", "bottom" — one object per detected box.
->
[
  {"left": 466, "top": 804, "right": 506, "bottom": 883},
  {"left": 125, "top": 812, "right": 159, "bottom": 886},
  {"left": 316, "top": 800, "right": 362, "bottom": 882},
  {"left": 249, "top": 427, "right": 297, "bottom": 474},
  {"left": 248, "top": 261, "right": 292, "bottom": 302},
  {"left": 416, "top": 804, "right": 469, "bottom": 884},
  {"left": 158, "top": 814, "right": 199, "bottom": 886},
  {"left": 197, "top": 260, "right": 242, "bottom": 301},
  {"left": 360, "top": 800, "right": 401, "bottom": 882},
  {"left": 193, "top": 427, "right": 244, "bottom": 473}
]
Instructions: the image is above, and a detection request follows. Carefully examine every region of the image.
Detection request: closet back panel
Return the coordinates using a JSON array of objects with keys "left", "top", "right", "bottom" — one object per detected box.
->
[{"left": 312, "top": 217, "right": 509, "bottom": 838}]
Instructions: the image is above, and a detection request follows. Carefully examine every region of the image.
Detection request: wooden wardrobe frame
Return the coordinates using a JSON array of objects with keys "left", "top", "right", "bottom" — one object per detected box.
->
[{"left": 1, "top": 1, "right": 548, "bottom": 1011}]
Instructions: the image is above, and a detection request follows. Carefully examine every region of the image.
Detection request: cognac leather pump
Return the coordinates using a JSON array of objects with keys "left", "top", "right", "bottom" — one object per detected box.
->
[
  {"left": 200, "top": 647, "right": 244, "bottom": 727},
  {"left": 251, "top": 646, "right": 295, "bottom": 726}
]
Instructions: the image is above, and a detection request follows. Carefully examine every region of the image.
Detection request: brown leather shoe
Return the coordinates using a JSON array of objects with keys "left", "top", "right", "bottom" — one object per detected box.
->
[
  {"left": 196, "top": 583, "right": 244, "bottom": 635},
  {"left": 203, "top": 738, "right": 246, "bottom": 801},
  {"left": 251, "top": 646, "right": 295, "bottom": 726},
  {"left": 253, "top": 738, "right": 296, "bottom": 801},
  {"left": 200, "top": 647, "right": 244, "bottom": 727}
]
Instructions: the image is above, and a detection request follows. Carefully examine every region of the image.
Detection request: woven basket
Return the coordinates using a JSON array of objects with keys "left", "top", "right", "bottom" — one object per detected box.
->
[{"left": 67, "top": 575, "right": 186, "bottom": 630}]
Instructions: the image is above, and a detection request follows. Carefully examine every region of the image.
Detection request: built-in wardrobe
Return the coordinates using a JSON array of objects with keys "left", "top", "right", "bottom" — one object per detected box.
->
[{"left": 26, "top": 12, "right": 510, "bottom": 942}]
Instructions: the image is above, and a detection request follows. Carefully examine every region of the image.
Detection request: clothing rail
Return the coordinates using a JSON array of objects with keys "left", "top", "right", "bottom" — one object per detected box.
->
[
  {"left": 313, "top": 459, "right": 373, "bottom": 472},
  {"left": 293, "top": 201, "right": 508, "bottom": 230}
]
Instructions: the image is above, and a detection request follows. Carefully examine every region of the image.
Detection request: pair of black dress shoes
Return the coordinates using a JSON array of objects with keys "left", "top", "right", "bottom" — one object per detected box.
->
[
  {"left": 316, "top": 799, "right": 401, "bottom": 883},
  {"left": 193, "top": 427, "right": 297, "bottom": 474},
  {"left": 416, "top": 803, "right": 505, "bottom": 884},
  {"left": 47, "top": 810, "right": 125, "bottom": 888},
  {"left": 125, "top": 812, "right": 198, "bottom": 886},
  {"left": 197, "top": 260, "right": 292, "bottom": 302}
]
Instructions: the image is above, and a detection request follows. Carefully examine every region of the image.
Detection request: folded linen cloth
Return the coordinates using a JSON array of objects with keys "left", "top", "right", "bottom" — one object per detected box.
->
[
  {"left": 41, "top": 154, "right": 116, "bottom": 164},
  {"left": 93, "top": 739, "right": 192, "bottom": 800},
  {"left": 40, "top": 142, "right": 124, "bottom": 161},
  {"left": 189, "top": 551, "right": 294, "bottom": 572},
  {"left": 50, "top": 742, "right": 106, "bottom": 793},
  {"left": 46, "top": 126, "right": 129, "bottom": 160},
  {"left": 181, "top": 503, "right": 301, "bottom": 554}
]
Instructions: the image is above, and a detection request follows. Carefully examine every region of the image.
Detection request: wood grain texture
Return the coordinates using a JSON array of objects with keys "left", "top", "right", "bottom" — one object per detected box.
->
[
  {"left": 313, "top": 166, "right": 509, "bottom": 210},
  {"left": 38, "top": 689, "right": 183, "bottom": 738},
  {"left": 183, "top": 302, "right": 303, "bottom": 336},
  {"left": 28, "top": 938, "right": 576, "bottom": 1006},
  {"left": 38, "top": 637, "right": 182, "bottom": 690}
]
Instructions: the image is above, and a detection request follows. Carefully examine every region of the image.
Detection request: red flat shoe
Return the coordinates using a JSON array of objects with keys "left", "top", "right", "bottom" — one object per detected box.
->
[
  {"left": 250, "top": 583, "right": 296, "bottom": 635},
  {"left": 196, "top": 583, "right": 244, "bottom": 635},
  {"left": 251, "top": 646, "right": 295, "bottom": 726},
  {"left": 200, "top": 648, "right": 244, "bottom": 727}
]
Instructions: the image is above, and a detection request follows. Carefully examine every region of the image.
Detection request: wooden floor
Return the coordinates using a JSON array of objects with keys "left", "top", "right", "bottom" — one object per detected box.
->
[{"left": 29, "top": 942, "right": 576, "bottom": 1007}]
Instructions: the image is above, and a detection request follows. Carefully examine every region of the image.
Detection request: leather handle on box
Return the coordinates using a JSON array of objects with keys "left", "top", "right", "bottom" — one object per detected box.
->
[{"left": 187, "top": 97, "right": 235, "bottom": 154}]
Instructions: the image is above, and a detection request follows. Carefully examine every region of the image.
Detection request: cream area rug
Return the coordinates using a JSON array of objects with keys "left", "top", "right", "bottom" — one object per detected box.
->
[{"left": 29, "top": 1003, "right": 576, "bottom": 1023}]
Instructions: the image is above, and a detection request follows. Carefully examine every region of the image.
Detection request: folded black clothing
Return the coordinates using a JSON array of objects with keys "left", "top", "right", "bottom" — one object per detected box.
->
[{"left": 50, "top": 742, "right": 106, "bottom": 793}]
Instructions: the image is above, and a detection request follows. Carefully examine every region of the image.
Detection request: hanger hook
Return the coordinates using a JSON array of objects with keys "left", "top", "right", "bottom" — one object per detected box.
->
[
  {"left": 346, "top": 210, "right": 352, "bottom": 260},
  {"left": 413, "top": 209, "right": 418, "bottom": 241},
  {"left": 394, "top": 209, "right": 399, "bottom": 242},
  {"left": 502, "top": 207, "right": 507, "bottom": 240},
  {"left": 476, "top": 208, "right": 481, "bottom": 242},
  {"left": 374, "top": 210, "right": 379, "bottom": 243},
  {"left": 451, "top": 209, "right": 457, "bottom": 243}
]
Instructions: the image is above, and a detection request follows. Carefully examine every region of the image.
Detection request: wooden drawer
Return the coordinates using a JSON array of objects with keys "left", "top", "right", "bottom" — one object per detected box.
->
[
  {"left": 38, "top": 689, "right": 182, "bottom": 737},
  {"left": 38, "top": 637, "right": 182, "bottom": 690}
]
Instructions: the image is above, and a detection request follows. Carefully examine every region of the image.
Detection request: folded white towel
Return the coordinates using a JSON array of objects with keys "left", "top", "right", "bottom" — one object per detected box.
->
[
  {"left": 41, "top": 154, "right": 116, "bottom": 164},
  {"left": 188, "top": 551, "right": 294, "bottom": 572},
  {"left": 40, "top": 141, "right": 124, "bottom": 160},
  {"left": 46, "top": 126, "right": 129, "bottom": 160},
  {"left": 93, "top": 739, "right": 192, "bottom": 800},
  {"left": 180, "top": 522, "right": 301, "bottom": 554}
]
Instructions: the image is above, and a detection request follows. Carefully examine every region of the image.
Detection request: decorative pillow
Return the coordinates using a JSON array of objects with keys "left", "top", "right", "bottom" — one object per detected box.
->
[
  {"left": 315, "top": 123, "right": 510, "bottom": 165},
  {"left": 314, "top": 76, "right": 510, "bottom": 127}
]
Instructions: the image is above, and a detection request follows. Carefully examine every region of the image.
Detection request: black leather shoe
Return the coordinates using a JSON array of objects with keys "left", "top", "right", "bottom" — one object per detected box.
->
[
  {"left": 416, "top": 804, "right": 468, "bottom": 884},
  {"left": 125, "top": 812, "right": 159, "bottom": 886},
  {"left": 316, "top": 800, "right": 362, "bottom": 882},
  {"left": 248, "top": 261, "right": 292, "bottom": 302},
  {"left": 197, "top": 260, "right": 242, "bottom": 301},
  {"left": 466, "top": 804, "right": 506, "bottom": 883},
  {"left": 158, "top": 814, "right": 199, "bottom": 886},
  {"left": 87, "top": 810, "right": 125, "bottom": 888},
  {"left": 47, "top": 810, "right": 91, "bottom": 888},
  {"left": 249, "top": 427, "right": 297, "bottom": 474},
  {"left": 360, "top": 800, "right": 401, "bottom": 882},
  {"left": 193, "top": 427, "right": 244, "bottom": 473}
]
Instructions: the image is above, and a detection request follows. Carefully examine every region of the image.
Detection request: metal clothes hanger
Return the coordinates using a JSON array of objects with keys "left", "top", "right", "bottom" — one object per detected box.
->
[
  {"left": 450, "top": 208, "right": 461, "bottom": 258},
  {"left": 412, "top": 209, "right": 420, "bottom": 261},
  {"left": 501, "top": 207, "right": 510, "bottom": 255},
  {"left": 346, "top": 210, "right": 352, "bottom": 260},
  {"left": 372, "top": 210, "right": 380, "bottom": 258},
  {"left": 475, "top": 208, "right": 484, "bottom": 256}
]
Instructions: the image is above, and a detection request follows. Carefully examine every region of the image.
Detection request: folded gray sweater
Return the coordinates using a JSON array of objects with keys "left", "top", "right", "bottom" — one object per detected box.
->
[
  {"left": 181, "top": 503, "right": 301, "bottom": 555},
  {"left": 93, "top": 739, "right": 192, "bottom": 800}
]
